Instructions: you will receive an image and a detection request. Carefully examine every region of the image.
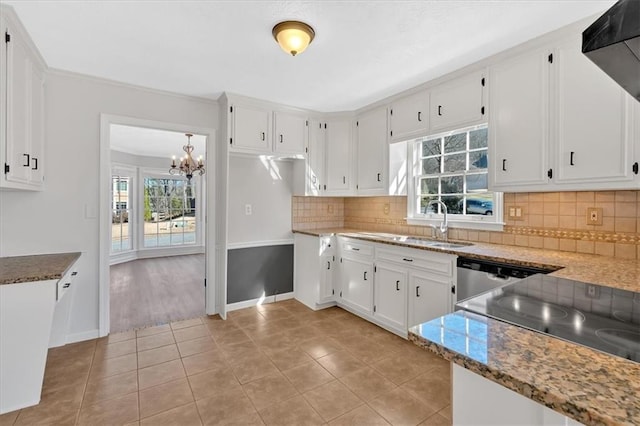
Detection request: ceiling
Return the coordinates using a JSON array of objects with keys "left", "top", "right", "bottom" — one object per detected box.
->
[
  {"left": 4, "top": 1, "right": 615, "bottom": 112},
  {"left": 110, "top": 125, "right": 206, "bottom": 158}
]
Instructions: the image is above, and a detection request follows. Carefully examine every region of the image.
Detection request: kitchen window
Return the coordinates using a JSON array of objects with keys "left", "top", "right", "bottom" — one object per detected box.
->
[{"left": 407, "top": 124, "right": 503, "bottom": 230}]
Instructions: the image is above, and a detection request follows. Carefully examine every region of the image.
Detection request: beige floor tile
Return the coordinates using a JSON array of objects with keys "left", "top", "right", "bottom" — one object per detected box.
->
[
  {"left": 83, "top": 370, "right": 138, "bottom": 405},
  {"left": 371, "top": 355, "right": 430, "bottom": 385},
  {"left": 39, "top": 379, "right": 86, "bottom": 408},
  {"left": 253, "top": 332, "right": 299, "bottom": 356},
  {"left": 136, "top": 323, "right": 171, "bottom": 337},
  {"left": 177, "top": 336, "right": 217, "bottom": 357},
  {"left": 231, "top": 353, "right": 279, "bottom": 384},
  {"left": 47, "top": 340, "right": 96, "bottom": 364},
  {"left": 266, "top": 347, "right": 313, "bottom": 371},
  {"left": 90, "top": 352, "right": 138, "bottom": 379},
  {"left": 138, "top": 359, "right": 186, "bottom": 390},
  {"left": 139, "top": 378, "right": 195, "bottom": 419},
  {"left": 137, "top": 344, "right": 180, "bottom": 369},
  {"left": 137, "top": 331, "right": 175, "bottom": 352},
  {"left": 298, "top": 336, "right": 344, "bottom": 359},
  {"left": 188, "top": 368, "right": 241, "bottom": 401},
  {"left": 42, "top": 359, "right": 92, "bottom": 392},
  {"left": 101, "top": 330, "right": 136, "bottom": 344},
  {"left": 339, "top": 367, "right": 397, "bottom": 402},
  {"left": 214, "top": 329, "right": 253, "bottom": 347},
  {"left": 369, "top": 387, "right": 435, "bottom": 426},
  {"left": 195, "top": 385, "right": 256, "bottom": 425},
  {"left": 77, "top": 392, "right": 138, "bottom": 425},
  {"left": 94, "top": 338, "right": 137, "bottom": 360},
  {"left": 242, "top": 372, "right": 298, "bottom": 411},
  {"left": 328, "top": 405, "right": 390, "bottom": 426},
  {"left": 140, "top": 402, "right": 202, "bottom": 425},
  {"left": 14, "top": 402, "right": 78, "bottom": 426},
  {"left": 437, "top": 405, "right": 452, "bottom": 421},
  {"left": 173, "top": 324, "right": 209, "bottom": 343},
  {"left": 204, "top": 411, "right": 265, "bottom": 426},
  {"left": 418, "top": 413, "right": 451, "bottom": 426},
  {"left": 401, "top": 372, "right": 451, "bottom": 413},
  {"left": 182, "top": 349, "right": 228, "bottom": 376},
  {"left": 317, "top": 350, "right": 366, "bottom": 378},
  {"left": 303, "top": 380, "right": 363, "bottom": 422},
  {"left": 259, "top": 395, "right": 324, "bottom": 426},
  {"left": 282, "top": 361, "right": 334, "bottom": 393},
  {"left": 220, "top": 341, "right": 261, "bottom": 361},
  {"left": 0, "top": 409, "right": 20, "bottom": 426},
  {"left": 171, "top": 317, "right": 203, "bottom": 330}
]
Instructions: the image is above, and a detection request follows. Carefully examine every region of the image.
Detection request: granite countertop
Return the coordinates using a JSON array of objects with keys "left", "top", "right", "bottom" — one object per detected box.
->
[
  {"left": 409, "top": 311, "right": 640, "bottom": 426},
  {"left": 293, "top": 228, "right": 640, "bottom": 293},
  {"left": 0, "top": 252, "right": 81, "bottom": 285}
]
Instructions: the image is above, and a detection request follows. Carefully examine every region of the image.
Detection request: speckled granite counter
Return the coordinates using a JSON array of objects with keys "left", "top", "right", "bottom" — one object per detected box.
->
[
  {"left": 0, "top": 252, "right": 81, "bottom": 285},
  {"left": 409, "top": 311, "right": 640, "bottom": 426},
  {"left": 293, "top": 228, "right": 640, "bottom": 293}
]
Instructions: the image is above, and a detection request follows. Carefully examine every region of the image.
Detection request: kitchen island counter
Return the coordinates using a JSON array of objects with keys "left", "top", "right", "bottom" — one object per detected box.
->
[{"left": 0, "top": 252, "right": 81, "bottom": 285}]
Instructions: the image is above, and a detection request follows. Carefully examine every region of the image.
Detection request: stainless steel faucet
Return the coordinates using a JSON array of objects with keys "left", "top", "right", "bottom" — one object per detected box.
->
[{"left": 427, "top": 200, "right": 448, "bottom": 241}]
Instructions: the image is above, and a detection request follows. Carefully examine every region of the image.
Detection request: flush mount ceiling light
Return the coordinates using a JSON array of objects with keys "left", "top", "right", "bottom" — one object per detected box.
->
[
  {"left": 272, "top": 20, "right": 315, "bottom": 56},
  {"left": 169, "top": 133, "right": 204, "bottom": 181}
]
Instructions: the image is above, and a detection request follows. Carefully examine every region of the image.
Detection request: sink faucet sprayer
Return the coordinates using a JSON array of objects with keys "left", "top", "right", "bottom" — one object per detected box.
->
[{"left": 427, "top": 200, "right": 448, "bottom": 241}]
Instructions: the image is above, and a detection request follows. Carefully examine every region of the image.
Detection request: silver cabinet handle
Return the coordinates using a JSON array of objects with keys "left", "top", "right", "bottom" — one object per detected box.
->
[
  {"left": 416, "top": 286, "right": 420, "bottom": 297},
  {"left": 396, "top": 280, "right": 400, "bottom": 291},
  {"left": 363, "top": 271, "right": 368, "bottom": 281}
]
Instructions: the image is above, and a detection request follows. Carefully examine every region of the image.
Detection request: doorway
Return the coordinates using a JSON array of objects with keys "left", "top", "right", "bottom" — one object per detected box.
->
[{"left": 99, "top": 115, "right": 216, "bottom": 336}]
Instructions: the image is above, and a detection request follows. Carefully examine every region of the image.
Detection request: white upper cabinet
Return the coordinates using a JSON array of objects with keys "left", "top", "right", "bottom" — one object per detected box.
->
[
  {"left": 307, "top": 119, "right": 325, "bottom": 195},
  {"left": 429, "top": 71, "right": 486, "bottom": 133},
  {"left": 552, "top": 35, "right": 636, "bottom": 186},
  {"left": 273, "top": 111, "right": 307, "bottom": 156},
  {"left": 489, "top": 48, "right": 551, "bottom": 191},
  {"left": 389, "top": 90, "right": 429, "bottom": 142},
  {"left": 230, "top": 104, "right": 271, "bottom": 153},
  {"left": 324, "top": 118, "right": 353, "bottom": 195},
  {"left": 1, "top": 10, "right": 46, "bottom": 191},
  {"left": 356, "top": 106, "right": 387, "bottom": 194}
]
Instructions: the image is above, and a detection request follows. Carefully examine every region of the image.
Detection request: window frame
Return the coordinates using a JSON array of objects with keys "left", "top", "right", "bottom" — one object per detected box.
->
[
  {"left": 406, "top": 124, "right": 504, "bottom": 231},
  {"left": 110, "top": 169, "right": 135, "bottom": 254}
]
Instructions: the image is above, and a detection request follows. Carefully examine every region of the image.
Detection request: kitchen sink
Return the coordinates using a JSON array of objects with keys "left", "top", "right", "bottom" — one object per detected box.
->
[
  {"left": 424, "top": 241, "right": 471, "bottom": 249},
  {"left": 356, "top": 233, "right": 472, "bottom": 249}
]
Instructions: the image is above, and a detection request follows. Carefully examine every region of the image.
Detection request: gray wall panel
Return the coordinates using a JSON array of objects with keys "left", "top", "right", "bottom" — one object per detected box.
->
[{"left": 227, "top": 245, "right": 293, "bottom": 304}]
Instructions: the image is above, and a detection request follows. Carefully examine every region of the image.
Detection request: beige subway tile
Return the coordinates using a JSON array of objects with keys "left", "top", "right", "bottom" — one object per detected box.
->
[
  {"left": 543, "top": 238, "right": 559, "bottom": 250},
  {"left": 601, "top": 217, "right": 615, "bottom": 232},
  {"left": 558, "top": 192, "right": 577, "bottom": 202},
  {"left": 595, "top": 241, "right": 614, "bottom": 257},
  {"left": 558, "top": 203, "right": 576, "bottom": 216},
  {"left": 615, "top": 191, "right": 637, "bottom": 203},
  {"left": 543, "top": 216, "right": 559, "bottom": 228},
  {"left": 529, "top": 193, "right": 544, "bottom": 203},
  {"left": 576, "top": 240, "right": 595, "bottom": 254},
  {"left": 502, "top": 234, "right": 515, "bottom": 245},
  {"left": 558, "top": 239, "right": 576, "bottom": 253},
  {"left": 576, "top": 191, "right": 595, "bottom": 202},
  {"left": 558, "top": 216, "right": 576, "bottom": 230},
  {"left": 477, "top": 232, "right": 490, "bottom": 243},
  {"left": 615, "top": 217, "right": 636, "bottom": 233},
  {"left": 515, "top": 235, "right": 529, "bottom": 247},
  {"left": 543, "top": 202, "right": 559, "bottom": 216},
  {"left": 529, "top": 202, "right": 544, "bottom": 215},
  {"left": 595, "top": 202, "right": 615, "bottom": 218},
  {"left": 490, "top": 233, "right": 503, "bottom": 244},
  {"left": 529, "top": 215, "right": 544, "bottom": 227},
  {"left": 467, "top": 231, "right": 479, "bottom": 241},
  {"left": 594, "top": 191, "right": 615, "bottom": 203},
  {"left": 615, "top": 202, "right": 637, "bottom": 218},
  {"left": 614, "top": 243, "right": 636, "bottom": 259},
  {"left": 515, "top": 193, "right": 529, "bottom": 203},
  {"left": 543, "top": 193, "right": 560, "bottom": 202},
  {"left": 528, "top": 236, "right": 544, "bottom": 248},
  {"left": 457, "top": 230, "right": 469, "bottom": 241},
  {"left": 503, "top": 193, "right": 516, "bottom": 203}
]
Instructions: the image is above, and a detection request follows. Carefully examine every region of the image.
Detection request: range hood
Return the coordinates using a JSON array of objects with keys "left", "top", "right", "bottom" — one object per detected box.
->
[{"left": 582, "top": 0, "right": 640, "bottom": 102}]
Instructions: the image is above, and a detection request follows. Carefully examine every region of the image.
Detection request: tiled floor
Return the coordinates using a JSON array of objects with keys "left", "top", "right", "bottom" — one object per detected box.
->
[{"left": 0, "top": 300, "right": 452, "bottom": 426}]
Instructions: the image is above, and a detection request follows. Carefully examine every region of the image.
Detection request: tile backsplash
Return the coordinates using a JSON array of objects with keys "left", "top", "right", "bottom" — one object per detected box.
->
[{"left": 292, "top": 191, "right": 640, "bottom": 260}]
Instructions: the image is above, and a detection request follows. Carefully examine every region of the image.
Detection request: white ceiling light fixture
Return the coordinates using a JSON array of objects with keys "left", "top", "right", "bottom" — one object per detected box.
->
[
  {"left": 272, "top": 20, "right": 315, "bottom": 56},
  {"left": 169, "top": 133, "right": 204, "bottom": 181}
]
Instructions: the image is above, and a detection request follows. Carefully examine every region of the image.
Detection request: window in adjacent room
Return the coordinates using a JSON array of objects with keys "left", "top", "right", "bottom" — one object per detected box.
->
[{"left": 111, "top": 175, "right": 133, "bottom": 253}]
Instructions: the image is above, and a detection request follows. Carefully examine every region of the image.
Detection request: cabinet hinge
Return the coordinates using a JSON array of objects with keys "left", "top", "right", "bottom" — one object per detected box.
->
[
  {"left": 356, "top": 184, "right": 359, "bottom": 189},
  {"left": 390, "top": 130, "right": 393, "bottom": 137},
  {"left": 373, "top": 305, "right": 376, "bottom": 313},
  {"left": 547, "top": 168, "right": 553, "bottom": 179},
  {"left": 4, "top": 163, "right": 9, "bottom": 174},
  {"left": 481, "top": 106, "right": 485, "bottom": 115},
  {"left": 305, "top": 147, "right": 308, "bottom": 153},
  {"left": 204, "top": 279, "right": 207, "bottom": 288},
  {"left": 4, "top": 32, "right": 10, "bottom": 43},
  {"left": 229, "top": 106, "right": 233, "bottom": 113},
  {"left": 332, "top": 289, "right": 335, "bottom": 295},
  {"left": 548, "top": 53, "right": 553, "bottom": 63},
  {"left": 390, "top": 109, "right": 393, "bottom": 116},
  {"left": 332, "top": 255, "right": 335, "bottom": 261},
  {"left": 356, "top": 121, "right": 359, "bottom": 127},
  {"left": 229, "top": 138, "right": 233, "bottom": 145},
  {"left": 340, "top": 291, "right": 342, "bottom": 297},
  {"left": 305, "top": 120, "right": 308, "bottom": 126},
  {"left": 374, "top": 266, "right": 377, "bottom": 273},
  {"left": 633, "top": 162, "right": 639, "bottom": 175},
  {"left": 481, "top": 77, "right": 485, "bottom": 87}
]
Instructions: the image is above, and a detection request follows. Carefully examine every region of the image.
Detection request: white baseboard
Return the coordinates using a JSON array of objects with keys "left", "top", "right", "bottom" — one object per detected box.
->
[
  {"left": 66, "top": 329, "right": 101, "bottom": 344},
  {"left": 226, "top": 292, "right": 294, "bottom": 312}
]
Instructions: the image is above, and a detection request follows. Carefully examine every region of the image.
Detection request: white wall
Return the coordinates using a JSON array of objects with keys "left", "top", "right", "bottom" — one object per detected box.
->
[
  {"left": 227, "top": 155, "right": 295, "bottom": 245},
  {"left": 0, "top": 71, "right": 218, "bottom": 340}
]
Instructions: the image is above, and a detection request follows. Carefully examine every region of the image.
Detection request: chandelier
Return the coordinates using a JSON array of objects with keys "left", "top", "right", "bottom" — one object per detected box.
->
[{"left": 169, "top": 133, "right": 204, "bottom": 181}]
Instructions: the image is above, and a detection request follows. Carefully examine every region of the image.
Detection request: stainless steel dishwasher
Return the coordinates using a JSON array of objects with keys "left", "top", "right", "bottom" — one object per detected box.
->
[{"left": 456, "top": 257, "right": 554, "bottom": 303}]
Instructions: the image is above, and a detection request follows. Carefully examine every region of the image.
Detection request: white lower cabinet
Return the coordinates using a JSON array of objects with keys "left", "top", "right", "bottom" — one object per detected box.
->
[
  {"left": 373, "top": 261, "right": 407, "bottom": 335},
  {"left": 340, "top": 255, "right": 374, "bottom": 316},
  {"left": 408, "top": 270, "right": 452, "bottom": 328},
  {"left": 294, "top": 233, "right": 336, "bottom": 310}
]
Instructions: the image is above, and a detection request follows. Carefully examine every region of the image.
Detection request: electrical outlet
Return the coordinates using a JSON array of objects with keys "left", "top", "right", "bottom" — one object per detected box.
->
[
  {"left": 327, "top": 204, "right": 334, "bottom": 214},
  {"left": 383, "top": 203, "right": 390, "bottom": 215},
  {"left": 245, "top": 204, "right": 252, "bottom": 215},
  {"left": 508, "top": 206, "right": 524, "bottom": 220},
  {"left": 515, "top": 207, "right": 522, "bottom": 218},
  {"left": 586, "top": 207, "right": 602, "bottom": 225}
]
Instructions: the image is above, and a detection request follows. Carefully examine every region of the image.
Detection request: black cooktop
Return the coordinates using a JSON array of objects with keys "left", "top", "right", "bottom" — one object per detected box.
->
[{"left": 456, "top": 274, "right": 640, "bottom": 362}]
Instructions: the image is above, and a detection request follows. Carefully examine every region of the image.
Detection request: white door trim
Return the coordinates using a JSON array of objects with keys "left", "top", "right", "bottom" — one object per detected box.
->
[{"left": 99, "top": 114, "right": 217, "bottom": 337}]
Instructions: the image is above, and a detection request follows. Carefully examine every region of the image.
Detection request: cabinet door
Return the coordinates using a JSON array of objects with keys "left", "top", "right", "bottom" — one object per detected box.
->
[
  {"left": 489, "top": 49, "right": 550, "bottom": 190},
  {"left": 374, "top": 261, "right": 407, "bottom": 333},
  {"left": 28, "top": 63, "right": 44, "bottom": 187},
  {"left": 390, "top": 90, "right": 429, "bottom": 142},
  {"left": 231, "top": 105, "right": 270, "bottom": 152},
  {"left": 408, "top": 270, "right": 451, "bottom": 327},
  {"left": 5, "top": 24, "right": 32, "bottom": 185},
  {"left": 356, "top": 107, "right": 387, "bottom": 194},
  {"left": 554, "top": 36, "right": 634, "bottom": 185},
  {"left": 430, "top": 71, "right": 485, "bottom": 133},
  {"left": 325, "top": 119, "right": 352, "bottom": 194},
  {"left": 319, "top": 253, "right": 334, "bottom": 304},
  {"left": 274, "top": 112, "right": 307, "bottom": 155},
  {"left": 307, "top": 120, "right": 325, "bottom": 195},
  {"left": 341, "top": 256, "right": 373, "bottom": 315}
]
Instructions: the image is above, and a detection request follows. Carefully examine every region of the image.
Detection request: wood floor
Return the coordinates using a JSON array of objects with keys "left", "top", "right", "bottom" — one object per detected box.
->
[{"left": 110, "top": 254, "right": 205, "bottom": 333}]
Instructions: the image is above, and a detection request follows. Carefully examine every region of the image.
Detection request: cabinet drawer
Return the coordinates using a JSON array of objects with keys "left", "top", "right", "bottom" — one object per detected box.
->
[
  {"left": 340, "top": 238, "right": 374, "bottom": 257},
  {"left": 56, "top": 270, "right": 77, "bottom": 301},
  {"left": 376, "top": 246, "right": 454, "bottom": 276}
]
